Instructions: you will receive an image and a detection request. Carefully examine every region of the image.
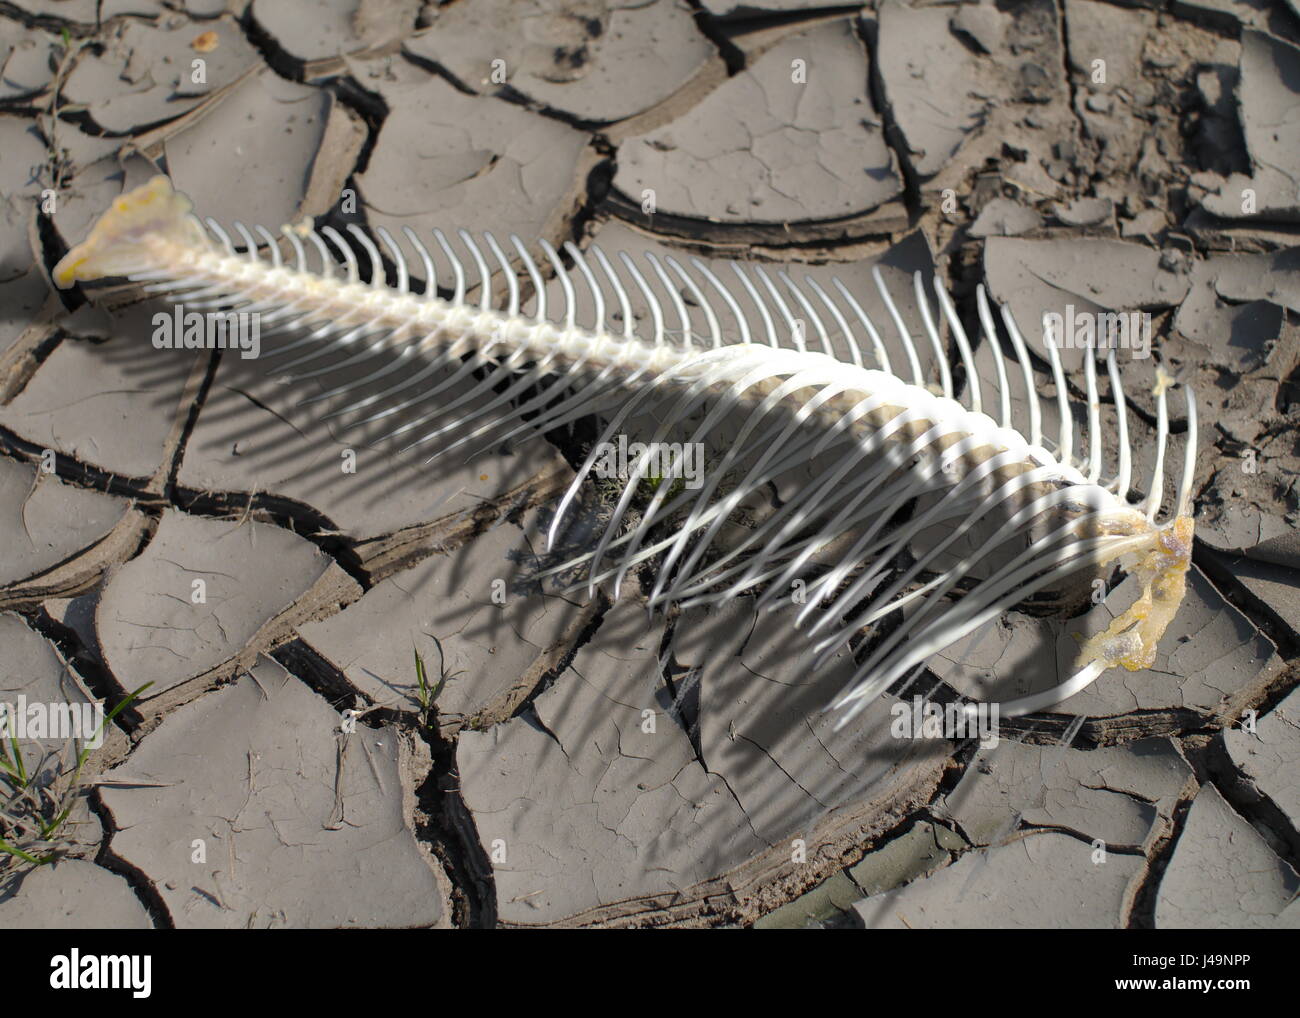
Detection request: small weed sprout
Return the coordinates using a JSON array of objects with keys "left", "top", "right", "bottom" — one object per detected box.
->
[
  {"left": 0, "top": 683, "right": 150, "bottom": 877},
  {"left": 413, "top": 635, "right": 461, "bottom": 730}
]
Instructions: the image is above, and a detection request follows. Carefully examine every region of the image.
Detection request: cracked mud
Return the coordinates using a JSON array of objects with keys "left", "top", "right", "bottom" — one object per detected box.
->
[{"left": 0, "top": 0, "right": 1297, "bottom": 930}]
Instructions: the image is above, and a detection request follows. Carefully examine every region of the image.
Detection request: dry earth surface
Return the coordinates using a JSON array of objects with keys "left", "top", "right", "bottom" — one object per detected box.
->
[{"left": 0, "top": 0, "right": 1297, "bottom": 928}]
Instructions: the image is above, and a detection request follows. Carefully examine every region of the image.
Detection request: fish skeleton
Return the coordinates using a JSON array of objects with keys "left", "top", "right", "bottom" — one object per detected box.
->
[{"left": 54, "top": 175, "right": 1197, "bottom": 725}]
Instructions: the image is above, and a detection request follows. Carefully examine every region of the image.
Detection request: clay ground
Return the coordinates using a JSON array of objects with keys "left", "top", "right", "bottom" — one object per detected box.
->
[{"left": 0, "top": 0, "right": 1298, "bottom": 929}]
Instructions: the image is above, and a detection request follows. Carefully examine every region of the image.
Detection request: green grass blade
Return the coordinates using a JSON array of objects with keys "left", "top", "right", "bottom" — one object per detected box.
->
[
  {"left": 0, "top": 835, "right": 45, "bottom": 866},
  {"left": 72, "top": 682, "right": 152, "bottom": 777},
  {"left": 8, "top": 735, "right": 26, "bottom": 787},
  {"left": 413, "top": 645, "right": 429, "bottom": 710}
]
